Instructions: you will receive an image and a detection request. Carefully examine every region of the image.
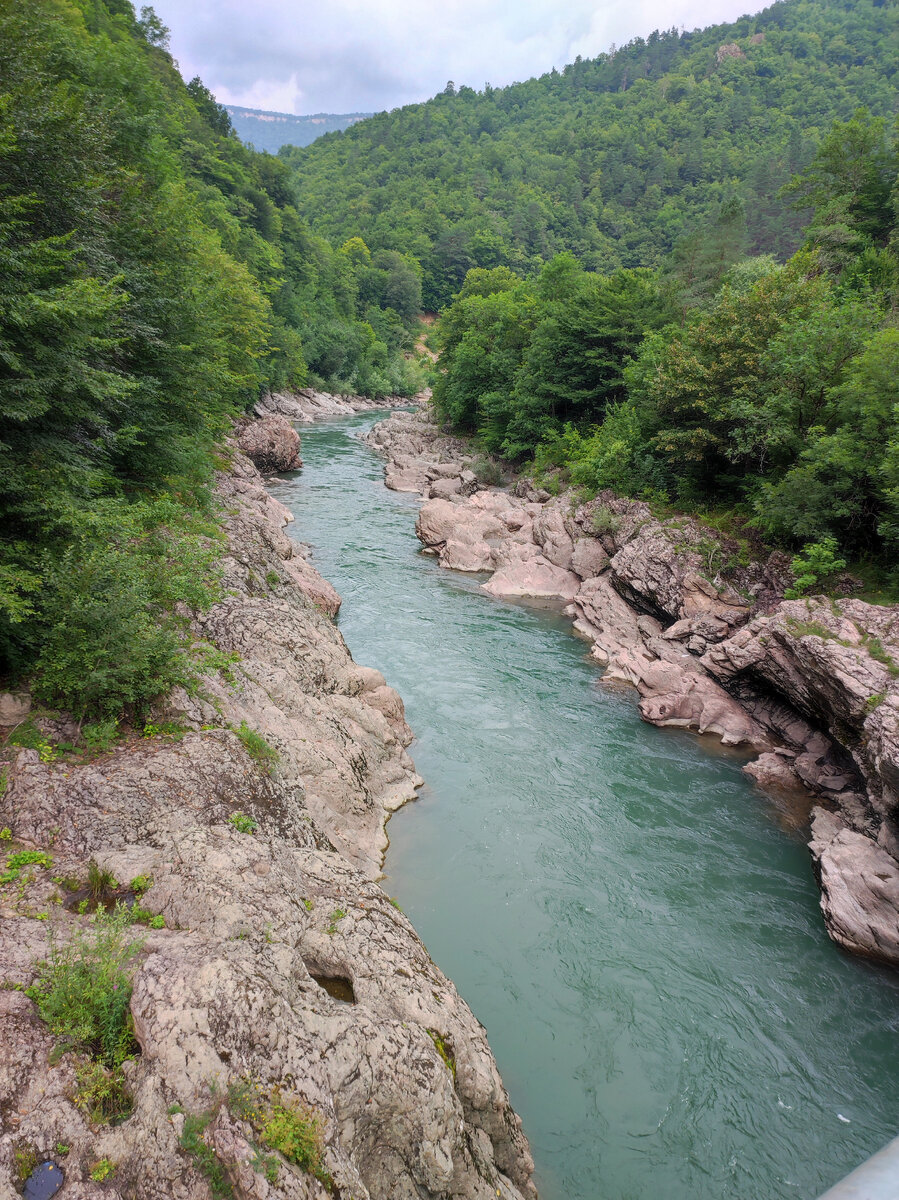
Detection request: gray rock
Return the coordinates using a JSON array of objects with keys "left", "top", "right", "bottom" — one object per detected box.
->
[
  {"left": 0, "top": 691, "right": 30, "bottom": 725},
  {"left": 238, "top": 415, "right": 303, "bottom": 474}
]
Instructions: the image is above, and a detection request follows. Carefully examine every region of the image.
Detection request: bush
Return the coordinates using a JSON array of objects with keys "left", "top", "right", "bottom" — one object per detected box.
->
[
  {"left": 27, "top": 905, "right": 141, "bottom": 1069},
  {"left": 784, "top": 537, "right": 848, "bottom": 598},
  {"left": 228, "top": 1079, "right": 331, "bottom": 1188}
]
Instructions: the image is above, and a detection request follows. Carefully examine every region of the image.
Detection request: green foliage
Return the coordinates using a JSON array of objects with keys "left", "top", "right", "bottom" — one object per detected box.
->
[
  {"left": 180, "top": 1111, "right": 234, "bottom": 1199},
  {"left": 229, "top": 1078, "right": 331, "bottom": 1188},
  {"left": 233, "top": 722, "right": 278, "bottom": 774},
  {"left": 26, "top": 904, "right": 141, "bottom": 1070},
  {"left": 0, "top": 0, "right": 423, "bottom": 717},
  {"left": 431, "top": 105, "right": 899, "bottom": 579},
  {"left": 8, "top": 720, "right": 58, "bottom": 762},
  {"left": 13, "top": 1145, "right": 38, "bottom": 1182},
  {"left": 261, "top": 1101, "right": 326, "bottom": 1176},
  {"left": 286, "top": 0, "right": 898, "bottom": 309},
  {"left": 427, "top": 1029, "right": 457, "bottom": 1079},
  {"left": 327, "top": 908, "right": 347, "bottom": 935},
  {"left": 784, "top": 538, "right": 848, "bottom": 598},
  {"left": 228, "top": 812, "right": 258, "bottom": 834},
  {"left": 1, "top": 849, "right": 52, "bottom": 885},
  {"left": 82, "top": 718, "right": 120, "bottom": 755},
  {"left": 86, "top": 860, "right": 118, "bottom": 903},
  {"left": 89, "top": 1157, "right": 116, "bottom": 1182},
  {"left": 74, "top": 1059, "right": 133, "bottom": 1124}
]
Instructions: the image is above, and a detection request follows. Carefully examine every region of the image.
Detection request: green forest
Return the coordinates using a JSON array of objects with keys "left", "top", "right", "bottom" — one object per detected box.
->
[
  {"left": 433, "top": 110, "right": 899, "bottom": 587},
  {"left": 0, "top": 0, "right": 423, "bottom": 719},
  {"left": 283, "top": 0, "right": 896, "bottom": 310},
  {"left": 1, "top": 0, "right": 898, "bottom": 722}
]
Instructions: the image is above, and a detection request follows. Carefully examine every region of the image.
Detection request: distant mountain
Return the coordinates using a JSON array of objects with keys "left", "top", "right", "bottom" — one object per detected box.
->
[{"left": 226, "top": 106, "right": 372, "bottom": 153}]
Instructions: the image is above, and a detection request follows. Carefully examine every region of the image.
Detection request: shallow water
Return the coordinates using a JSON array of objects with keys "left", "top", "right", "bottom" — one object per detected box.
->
[{"left": 270, "top": 412, "right": 899, "bottom": 1200}]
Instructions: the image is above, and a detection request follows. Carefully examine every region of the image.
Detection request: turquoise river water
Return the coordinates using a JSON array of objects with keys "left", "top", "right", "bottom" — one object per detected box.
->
[{"left": 269, "top": 412, "right": 899, "bottom": 1200}]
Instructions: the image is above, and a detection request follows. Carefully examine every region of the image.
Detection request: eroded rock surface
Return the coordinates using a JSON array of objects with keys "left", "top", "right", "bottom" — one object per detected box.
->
[
  {"left": 0, "top": 440, "right": 535, "bottom": 1200},
  {"left": 366, "top": 407, "right": 899, "bottom": 965}
]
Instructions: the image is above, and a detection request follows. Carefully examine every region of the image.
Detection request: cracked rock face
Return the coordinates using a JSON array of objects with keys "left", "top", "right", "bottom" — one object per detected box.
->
[
  {"left": 366, "top": 408, "right": 899, "bottom": 966},
  {"left": 0, "top": 439, "right": 535, "bottom": 1200}
]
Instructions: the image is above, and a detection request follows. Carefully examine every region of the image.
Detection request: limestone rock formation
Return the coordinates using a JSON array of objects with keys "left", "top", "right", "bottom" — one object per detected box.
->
[
  {"left": 238, "top": 414, "right": 303, "bottom": 474},
  {"left": 0, "top": 438, "right": 535, "bottom": 1200}
]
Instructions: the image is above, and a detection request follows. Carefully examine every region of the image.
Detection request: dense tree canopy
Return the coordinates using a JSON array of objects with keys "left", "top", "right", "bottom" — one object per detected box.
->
[
  {"left": 0, "top": 0, "right": 424, "bottom": 715},
  {"left": 284, "top": 0, "right": 898, "bottom": 309},
  {"left": 433, "top": 110, "right": 899, "bottom": 582}
]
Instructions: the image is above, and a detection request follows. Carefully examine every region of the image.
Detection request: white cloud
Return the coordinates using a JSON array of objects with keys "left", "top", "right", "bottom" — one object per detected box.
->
[{"left": 151, "top": 0, "right": 758, "bottom": 115}]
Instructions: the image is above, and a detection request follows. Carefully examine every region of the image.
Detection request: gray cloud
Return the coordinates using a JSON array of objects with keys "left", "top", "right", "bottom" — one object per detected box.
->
[{"left": 151, "top": 0, "right": 756, "bottom": 115}]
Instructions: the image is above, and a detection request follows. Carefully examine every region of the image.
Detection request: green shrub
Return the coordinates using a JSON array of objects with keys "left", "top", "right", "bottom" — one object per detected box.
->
[
  {"left": 229, "top": 1079, "right": 331, "bottom": 1189},
  {"left": 74, "top": 1059, "right": 133, "bottom": 1124},
  {"left": 180, "top": 1111, "right": 234, "bottom": 1199},
  {"left": 784, "top": 537, "right": 847, "bottom": 599},
  {"left": 27, "top": 905, "right": 141, "bottom": 1069},
  {"left": 82, "top": 718, "right": 120, "bottom": 754},
  {"left": 1, "top": 849, "right": 52, "bottom": 885},
  {"left": 89, "top": 1158, "right": 116, "bottom": 1182},
  {"left": 8, "top": 720, "right": 58, "bottom": 763},
  {"left": 87, "top": 860, "right": 118, "bottom": 904},
  {"left": 228, "top": 812, "right": 258, "bottom": 835},
  {"left": 587, "top": 505, "right": 622, "bottom": 537}
]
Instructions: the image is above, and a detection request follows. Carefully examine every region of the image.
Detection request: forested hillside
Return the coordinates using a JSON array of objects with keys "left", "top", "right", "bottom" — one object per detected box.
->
[
  {"left": 433, "top": 109, "right": 899, "bottom": 587},
  {"left": 284, "top": 0, "right": 897, "bottom": 308},
  {"left": 0, "top": 0, "right": 423, "bottom": 718}
]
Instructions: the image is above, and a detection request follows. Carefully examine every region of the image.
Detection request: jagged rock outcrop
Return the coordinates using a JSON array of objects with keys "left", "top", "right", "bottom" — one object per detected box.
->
[
  {"left": 238, "top": 414, "right": 303, "bottom": 474},
  {"left": 0, "top": 437, "right": 535, "bottom": 1200},
  {"left": 365, "top": 407, "right": 899, "bottom": 966}
]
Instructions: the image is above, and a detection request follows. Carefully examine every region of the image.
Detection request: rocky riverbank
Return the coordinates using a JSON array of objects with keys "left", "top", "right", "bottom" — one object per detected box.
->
[
  {"left": 0, "top": 424, "right": 535, "bottom": 1200},
  {"left": 365, "top": 408, "right": 899, "bottom": 968},
  {"left": 255, "top": 388, "right": 415, "bottom": 425}
]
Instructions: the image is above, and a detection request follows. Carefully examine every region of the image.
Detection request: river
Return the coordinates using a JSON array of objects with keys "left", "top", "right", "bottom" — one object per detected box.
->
[{"left": 269, "top": 411, "right": 899, "bottom": 1200}]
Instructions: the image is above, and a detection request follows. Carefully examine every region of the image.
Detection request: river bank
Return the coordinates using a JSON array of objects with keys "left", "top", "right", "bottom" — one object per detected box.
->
[
  {"left": 355, "top": 406, "right": 899, "bottom": 968},
  {"left": 0, "top": 426, "right": 535, "bottom": 1200}
]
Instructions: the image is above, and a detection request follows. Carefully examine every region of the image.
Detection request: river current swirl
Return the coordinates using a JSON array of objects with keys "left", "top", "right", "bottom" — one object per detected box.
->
[{"left": 269, "top": 412, "right": 899, "bottom": 1200}]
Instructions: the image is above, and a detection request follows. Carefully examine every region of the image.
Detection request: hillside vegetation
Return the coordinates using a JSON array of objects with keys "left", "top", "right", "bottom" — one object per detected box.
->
[
  {"left": 284, "top": 0, "right": 897, "bottom": 308},
  {"left": 433, "top": 109, "right": 899, "bottom": 587},
  {"left": 0, "top": 0, "right": 423, "bottom": 718}
]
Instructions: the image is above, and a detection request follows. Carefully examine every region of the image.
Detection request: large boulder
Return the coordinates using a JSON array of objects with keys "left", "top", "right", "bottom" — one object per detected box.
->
[
  {"left": 810, "top": 808, "right": 899, "bottom": 964},
  {"left": 483, "top": 558, "right": 580, "bottom": 603},
  {"left": 238, "top": 415, "right": 302, "bottom": 474}
]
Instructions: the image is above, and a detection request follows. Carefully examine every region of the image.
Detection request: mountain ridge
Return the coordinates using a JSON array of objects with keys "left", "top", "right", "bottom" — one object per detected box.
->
[{"left": 226, "top": 104, "right": 372, "bottom": 152}]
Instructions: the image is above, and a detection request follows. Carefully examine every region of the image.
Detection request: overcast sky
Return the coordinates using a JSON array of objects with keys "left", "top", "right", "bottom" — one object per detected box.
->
[{"left": 151, "top": 0, "right": 759, "bottom": 116}]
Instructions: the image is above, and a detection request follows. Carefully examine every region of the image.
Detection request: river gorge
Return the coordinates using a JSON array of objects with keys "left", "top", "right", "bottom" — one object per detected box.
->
[{"left": 269, "top": 410, "right": 899, "bottom": 1200}]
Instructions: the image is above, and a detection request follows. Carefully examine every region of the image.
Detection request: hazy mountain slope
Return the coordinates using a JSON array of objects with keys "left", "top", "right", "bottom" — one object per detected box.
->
[
  {"left": 227, "top": 105, "right": 372, "bottom": 152},
  {"left": 283, "top": 0, "right": 898, "bottom": 307}
]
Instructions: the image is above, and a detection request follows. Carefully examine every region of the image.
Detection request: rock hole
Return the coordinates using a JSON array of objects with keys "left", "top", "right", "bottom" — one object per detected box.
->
[
  {"left": 23, "top": 1162, "right": 65, "bottom": 1200},
  {"left": 311, "top": 974, "right": 356, "bottom": 1004}
]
